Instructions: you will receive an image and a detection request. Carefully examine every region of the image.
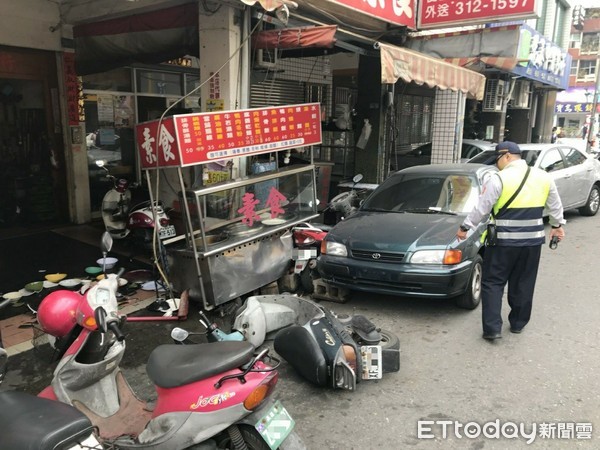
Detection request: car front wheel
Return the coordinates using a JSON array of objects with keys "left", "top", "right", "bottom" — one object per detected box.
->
[
  {"left": 455, "top": 254, "right": 483, "bottom": 310},
  {"left": 578, "top": 185, "right": 600, "bottom": 216}
]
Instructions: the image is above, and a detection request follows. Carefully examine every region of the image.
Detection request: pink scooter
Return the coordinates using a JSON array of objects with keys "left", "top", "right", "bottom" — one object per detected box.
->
[{"left": 0, "top": 269, "right": 302, "bottom": 449}]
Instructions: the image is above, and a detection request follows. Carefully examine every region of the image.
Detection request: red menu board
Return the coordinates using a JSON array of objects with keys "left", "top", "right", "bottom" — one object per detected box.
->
[
  {"left": 63, "top": 53, "right": 80, "bottom": 126},
  {"left": 418, "top": 0, "right": 538, "bottom": 29},
  {"left": 136, "top": 103, "right": 322, "bottom": 169}
]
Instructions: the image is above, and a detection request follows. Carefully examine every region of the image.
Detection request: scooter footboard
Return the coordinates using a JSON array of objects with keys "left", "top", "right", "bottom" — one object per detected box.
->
[{"left": 0, "top": 391, "right": 94, "bottom": 450}]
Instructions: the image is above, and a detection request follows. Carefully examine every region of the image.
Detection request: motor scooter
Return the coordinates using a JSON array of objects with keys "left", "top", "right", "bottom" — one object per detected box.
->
[
  {"left": 0, "top": 234, "right": 303, "bottom": 450},
  {"left": 290, "top": 222, "right": 330, "bottom": 293},
  {"left": 325, "top": 173, "right": 377, "bottom": 224},
  {"left": 0, "top": 297, "right": 102, "bottom": 449},
  {"left": 172, "top": 294, "right": 400, "bottom": 392},
  {"left": 98, "top": 161, "right": 175, "bottom": 247}
]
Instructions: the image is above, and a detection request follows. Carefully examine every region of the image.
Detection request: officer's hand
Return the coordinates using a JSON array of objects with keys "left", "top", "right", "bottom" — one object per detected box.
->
[
  {"left": 550, "top": 226, "right": 565, "bottom": 242},
  {"left": 456, "top": 229, "right": 468, "bottom": 241}
]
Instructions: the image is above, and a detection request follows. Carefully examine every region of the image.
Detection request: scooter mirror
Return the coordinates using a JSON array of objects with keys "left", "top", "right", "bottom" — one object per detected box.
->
[
  {"left": 171, "top": 327, "right": 189, "bottom": 342},
  {"left": 353, "top": 174, "right": 363, "bottom": 184},
  {"left": 95, "top": 307, "right": 108, "bottom": 333},
  {"left": 101, "top": 232, "right": 113, "bottom": 254}
]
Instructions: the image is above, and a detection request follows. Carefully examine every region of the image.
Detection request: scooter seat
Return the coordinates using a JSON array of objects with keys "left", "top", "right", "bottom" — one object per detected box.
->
[
  {"left": 147, "top": 341, "right": 255, "bottom": 388},
  {"left": 0, "top": 391, "right": 94, "bottom": 450}
]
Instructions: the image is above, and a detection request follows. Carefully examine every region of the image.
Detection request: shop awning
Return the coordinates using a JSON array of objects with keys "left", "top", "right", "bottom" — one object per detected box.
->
[
  {"left": 378, "top": 42, "right": 486, "bottom": 100},
  {"left": 444, "top": 56, "right": 522, "bottom": 73},
  {"left": 252, "top": 25, "right": 337, "bottom": 50},
  {"left": 406, "top": 24, "right": 570, "bottom": 90}
]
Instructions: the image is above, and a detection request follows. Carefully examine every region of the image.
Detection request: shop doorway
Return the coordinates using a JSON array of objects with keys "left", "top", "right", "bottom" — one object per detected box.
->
[{"left": 0, "top": 78, "right": 62, "bottom": 229}]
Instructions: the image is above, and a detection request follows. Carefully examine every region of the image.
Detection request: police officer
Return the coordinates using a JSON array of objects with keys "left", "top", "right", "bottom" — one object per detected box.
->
[{"left": 455, "top": 141, "right": 565, "bottom": 340}]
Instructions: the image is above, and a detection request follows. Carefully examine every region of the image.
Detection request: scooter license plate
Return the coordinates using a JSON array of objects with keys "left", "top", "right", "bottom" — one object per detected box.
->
[
  {"left": 255, "top": 400, "right": 295, "bottom": 450},
  {"left": 159, "top": 225, "right": 176, "bottom": 239},
  {"left": 361, "top": 345, "right": 382, "bottom": 380}
]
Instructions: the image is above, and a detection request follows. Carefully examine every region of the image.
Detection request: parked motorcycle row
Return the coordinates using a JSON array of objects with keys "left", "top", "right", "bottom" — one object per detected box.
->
[{"left": 0, "top": 174, "right": 398, "bottom": 449}]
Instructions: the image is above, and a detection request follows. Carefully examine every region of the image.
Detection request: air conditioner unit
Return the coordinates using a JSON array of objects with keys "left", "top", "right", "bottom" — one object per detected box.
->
[
  {"left": 255, "top": 48, "right": 278, "bottom": 69},
  {"left": 509, "top": 80, "right": 531, "bottom": 109},
  {"left": 482, "top": 79, "right": 506, "bottom": 112}
]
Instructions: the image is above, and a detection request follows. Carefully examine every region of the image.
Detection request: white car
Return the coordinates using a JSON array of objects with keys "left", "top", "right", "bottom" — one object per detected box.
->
[
  {"left": 394, "top": 139, "right": 496, "bottom": 170},
  {"left": 468, "top": 144, "right": 600, "bottom": 216}
]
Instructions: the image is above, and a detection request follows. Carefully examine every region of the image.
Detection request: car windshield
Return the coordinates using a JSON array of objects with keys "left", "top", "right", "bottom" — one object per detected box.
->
[
  {"left": 362, "top": 173, "right": 480, "bottom": 214},
  {"left": 469, "top": 149, "right": 541, "bottom": 166}
]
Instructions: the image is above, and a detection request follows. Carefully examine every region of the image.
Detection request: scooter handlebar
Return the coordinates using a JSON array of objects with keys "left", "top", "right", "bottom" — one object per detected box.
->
[{"left": 108, "top": 321, "right": 125, "bottom": 341}]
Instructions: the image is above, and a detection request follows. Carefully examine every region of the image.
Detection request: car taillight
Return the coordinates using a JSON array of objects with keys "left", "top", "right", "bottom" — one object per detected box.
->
[{"left": 243, "top": 371, "right": 278, "bottom": 411}]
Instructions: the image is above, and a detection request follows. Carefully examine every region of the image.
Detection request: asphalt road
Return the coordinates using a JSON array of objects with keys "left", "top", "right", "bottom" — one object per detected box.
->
[
  {"left": 272, "top": 208, "right": 600, "bottom": 449},
  {"left": 2, "top": 208, "right": 600, "bottom": 449}
]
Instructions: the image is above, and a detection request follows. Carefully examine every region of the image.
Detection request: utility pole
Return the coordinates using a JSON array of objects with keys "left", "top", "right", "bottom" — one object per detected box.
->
[{"left": 586, "top": 49, "right": 600, "bottom": 153}]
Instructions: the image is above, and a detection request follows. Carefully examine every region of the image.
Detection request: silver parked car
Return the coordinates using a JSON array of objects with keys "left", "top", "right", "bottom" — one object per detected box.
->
[
  {"left": 468, "top": 144, "right": 600, "bottom": 216},
  {"left": 393, "top": 139, "right": 496, "bottom": 171}
]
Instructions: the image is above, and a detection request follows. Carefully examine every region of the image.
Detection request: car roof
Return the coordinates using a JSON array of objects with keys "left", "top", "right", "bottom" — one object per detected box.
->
[
  {"left": 462, "top": 139, "right": 495, "bottom": 147},
  {"left": 393, "top": 163, "right": 494, "bottom": 176}
]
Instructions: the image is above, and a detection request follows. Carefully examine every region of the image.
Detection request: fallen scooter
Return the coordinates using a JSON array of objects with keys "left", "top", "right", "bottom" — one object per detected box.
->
[{"left": 225, "top": 294, "right": 400, "bottom": 391}]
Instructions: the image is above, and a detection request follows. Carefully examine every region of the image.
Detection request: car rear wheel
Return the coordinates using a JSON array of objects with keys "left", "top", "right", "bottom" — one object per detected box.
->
[
  {"left": 578, "top": 185, "right": 600, "bottom": 216},
  {"left": 455, "top": 254, "right": 482, "bottom": 310}
]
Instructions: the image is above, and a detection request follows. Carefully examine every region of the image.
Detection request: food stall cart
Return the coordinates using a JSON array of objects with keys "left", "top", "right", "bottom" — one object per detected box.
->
[{"left": 135, "top": 103, "right": 322, "bottom": 311}]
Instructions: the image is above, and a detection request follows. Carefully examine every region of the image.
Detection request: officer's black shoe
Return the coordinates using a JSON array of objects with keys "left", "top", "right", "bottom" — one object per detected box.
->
[
  {"left": 482, "top": 332, "right": 502, "bottom": 340},
  {"left": 509, "top": 328, "right": 523, "bottom": 334}
]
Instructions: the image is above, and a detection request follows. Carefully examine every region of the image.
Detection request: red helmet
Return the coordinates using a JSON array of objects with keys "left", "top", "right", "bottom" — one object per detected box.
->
[{"left": 37, "top": 290, "right": 81, "bottom": 338}]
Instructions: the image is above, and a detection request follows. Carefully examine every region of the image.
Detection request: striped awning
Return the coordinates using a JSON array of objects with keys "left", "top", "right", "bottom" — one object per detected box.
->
[
  {"left": 378, "top": 42, "right": 485, "bottom": 100},
  {"left": 444, "top": 56, "right": 521, "bottom": 72}
]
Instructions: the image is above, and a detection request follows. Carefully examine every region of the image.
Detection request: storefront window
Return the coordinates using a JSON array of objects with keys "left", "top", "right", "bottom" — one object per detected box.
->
[
  {"left": 184, "top": 73, "right": 201, "bottom": 110},
  {"left": 84, "top": 93, "right": 136, "bottom": 212},
  {"left": 136, "top": 70, "right": 182, "bottom": 96},
  {"left": 82, "top": 68, "right": 132, "bottom": 92}
]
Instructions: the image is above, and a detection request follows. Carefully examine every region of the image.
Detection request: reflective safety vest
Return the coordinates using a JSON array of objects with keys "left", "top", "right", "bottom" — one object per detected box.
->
[{"left": 493, "top": 162, "right": 551, "bottom": 246}]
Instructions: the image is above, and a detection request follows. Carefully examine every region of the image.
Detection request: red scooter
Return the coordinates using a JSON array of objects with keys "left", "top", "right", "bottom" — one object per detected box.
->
[{"left": 291, "top": 222, "right": 330, "bottom": 293}]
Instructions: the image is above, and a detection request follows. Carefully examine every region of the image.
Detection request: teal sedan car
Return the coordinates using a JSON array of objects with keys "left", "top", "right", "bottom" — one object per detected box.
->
[{"left": 317, "top": 164, "right": 498, "bottom": 309}]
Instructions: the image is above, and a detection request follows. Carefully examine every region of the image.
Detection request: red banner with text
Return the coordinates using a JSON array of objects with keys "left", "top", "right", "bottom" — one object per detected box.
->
[
  {"left": 418, "top": 0, "right": 538, "bottom": 29},
  {"left": 136, "top": 103, "right": 322, "bottom": 169}
]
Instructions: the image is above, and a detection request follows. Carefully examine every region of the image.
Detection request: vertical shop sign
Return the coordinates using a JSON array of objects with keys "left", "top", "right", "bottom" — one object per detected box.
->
[
  {"left": 418, "top": 0, "right": 539, "bottom": 29},
  {"left": 63, "top": 52, "right": 80, "bottom": 126},
  {"left": 136, "top": 103, "right": 322, "bottom": 169}
]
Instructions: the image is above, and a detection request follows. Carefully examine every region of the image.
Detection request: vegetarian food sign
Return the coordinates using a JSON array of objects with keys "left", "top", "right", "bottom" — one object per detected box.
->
[
  {"left": 418, "top": 0, "right": 539, "bottom": 29},
  {"left": 328, "top": 0, "right": 417, "bottom": 29},
  {"left": 136, "top": 103, "right": 322, "bottom": 169}
]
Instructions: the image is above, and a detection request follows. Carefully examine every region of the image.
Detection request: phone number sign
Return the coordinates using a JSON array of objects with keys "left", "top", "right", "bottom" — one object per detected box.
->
[
  {"left": 136, "top": 103, "right": 322, "bottom": 169},
  {"left": 418, "top": 0, "right": 539, "bottom": 29}
]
